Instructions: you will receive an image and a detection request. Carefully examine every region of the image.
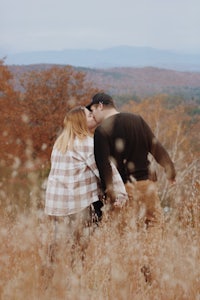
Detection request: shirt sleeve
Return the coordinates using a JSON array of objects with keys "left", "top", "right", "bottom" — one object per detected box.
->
[
  {"left": 94, "top": 126, "right": 114, "bottom": 194},
  {"left": 73, "top": 137, "right": 100, "bottom": 179},
  {"left": 141, "top": 117, "right": 176, "bottom": 180},
  {"left": 110, "top": 161, "right": 127, "bottom": 197}
]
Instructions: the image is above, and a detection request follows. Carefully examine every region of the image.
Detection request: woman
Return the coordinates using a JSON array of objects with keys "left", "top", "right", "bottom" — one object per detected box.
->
[{"left": 45, "top": 106, "right": 127, "bottom": 226}]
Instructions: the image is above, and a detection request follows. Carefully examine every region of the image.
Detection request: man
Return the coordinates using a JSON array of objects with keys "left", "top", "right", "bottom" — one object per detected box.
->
[{"left": 87, "top": 92, "right": 176, "bottom": 227}]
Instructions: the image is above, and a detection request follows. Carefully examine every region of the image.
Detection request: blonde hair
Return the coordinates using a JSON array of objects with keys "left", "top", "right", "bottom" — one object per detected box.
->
[{"left": 54, "top": 106, "right": 90, "bottom": 153}]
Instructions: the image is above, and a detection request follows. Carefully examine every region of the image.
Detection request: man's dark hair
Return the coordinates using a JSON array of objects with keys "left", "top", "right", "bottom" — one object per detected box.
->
[{"left": 86, "top": 92, "right": 116, "bottom": 110}]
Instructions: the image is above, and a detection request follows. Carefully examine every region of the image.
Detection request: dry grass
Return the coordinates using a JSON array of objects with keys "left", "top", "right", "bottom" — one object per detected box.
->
[{"left": 0, "top": 167, "right": 200, "bottom": 300}]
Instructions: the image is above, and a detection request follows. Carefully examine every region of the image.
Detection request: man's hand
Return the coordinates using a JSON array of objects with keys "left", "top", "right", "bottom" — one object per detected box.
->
[{"left": 113, "top": 195, "right": 128, "bottom": 208}]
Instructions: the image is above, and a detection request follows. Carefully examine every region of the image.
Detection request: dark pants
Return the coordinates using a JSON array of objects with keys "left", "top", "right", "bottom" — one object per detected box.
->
[{"left": 92, "top": 200, "right": 104, "bottom": 222}]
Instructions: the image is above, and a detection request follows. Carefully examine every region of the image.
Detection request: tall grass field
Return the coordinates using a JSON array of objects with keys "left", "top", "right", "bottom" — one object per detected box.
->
[{"left": 0, "top": 153, "right": 199, "bottom": 300}]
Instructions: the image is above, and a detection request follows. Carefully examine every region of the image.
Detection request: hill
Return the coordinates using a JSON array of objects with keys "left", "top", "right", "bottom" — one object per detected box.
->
[
  {"left": 82, "top": 66, "right": 200, "bottom": 100},
  {"left": 4, "top": 46, "right": 200, "bottom": 72},
  {"left": 9, "top": 64, "right": 200, "bottom": 103}
]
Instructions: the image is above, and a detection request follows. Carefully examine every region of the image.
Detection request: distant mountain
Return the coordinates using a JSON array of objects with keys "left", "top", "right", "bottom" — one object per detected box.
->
[
  {"left": 4, "top": 46, "right": 200, "bottom": 72},
  {"left": 9, "top": 64, "right": 200, "bottom": 102}
]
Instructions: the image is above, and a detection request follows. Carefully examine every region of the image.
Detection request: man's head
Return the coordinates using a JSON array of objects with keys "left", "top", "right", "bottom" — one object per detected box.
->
[
  {"left": 86, "top": 93, "right": 115, "bottom": 110},
  {"left": 86, "top": 93, "right": 117, "bottom": 123}
]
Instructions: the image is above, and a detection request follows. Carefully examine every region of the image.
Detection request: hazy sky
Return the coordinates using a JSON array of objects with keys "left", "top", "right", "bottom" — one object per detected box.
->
[{"left": 1, "top": 0, "right": 200, "bottom": 55}]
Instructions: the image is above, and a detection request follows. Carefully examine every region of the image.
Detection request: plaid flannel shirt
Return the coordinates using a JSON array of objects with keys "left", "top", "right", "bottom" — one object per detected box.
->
[{"left": 45, "top": 136, "right": 126, "bottom": 216}]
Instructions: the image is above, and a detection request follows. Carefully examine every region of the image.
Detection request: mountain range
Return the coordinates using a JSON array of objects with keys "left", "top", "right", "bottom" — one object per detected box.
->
[{"left": 4, "top": 46, "right": 200, "bottom": 72}]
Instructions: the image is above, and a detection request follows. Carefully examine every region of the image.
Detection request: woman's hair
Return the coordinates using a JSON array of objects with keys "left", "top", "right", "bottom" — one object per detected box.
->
[{"left": 53, "top": 106, "right": 90, "bottom": 153}]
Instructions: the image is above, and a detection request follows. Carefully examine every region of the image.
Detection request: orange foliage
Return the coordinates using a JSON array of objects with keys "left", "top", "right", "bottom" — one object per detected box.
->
[
  {"left": 0, "top": 59, "right": 24, "bottom": 166},
  {"left": 20, "top": 66, "right": 98, "bottom": 162},
  {"left": 0, "top": 62, "right": 98, "bottom": 167}
]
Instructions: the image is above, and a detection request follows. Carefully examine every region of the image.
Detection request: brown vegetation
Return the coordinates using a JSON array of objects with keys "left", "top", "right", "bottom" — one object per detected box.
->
[
  {"left": 0, "top": 59, "right": 98, "bottom": 166},
  {"left": 0, "top": 59, "right": 200, "bottom": 299}
]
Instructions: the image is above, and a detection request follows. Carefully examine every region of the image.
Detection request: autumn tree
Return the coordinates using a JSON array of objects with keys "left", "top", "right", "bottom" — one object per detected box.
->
[
  {"left": 0, "top": 62, "right": 99, "bottom": 168},
  {"left": 0, "top": 59, "right": 24, "bottom": 167},
  {"left": 20, "top": 65, "right": 98, "bottom": 162}
]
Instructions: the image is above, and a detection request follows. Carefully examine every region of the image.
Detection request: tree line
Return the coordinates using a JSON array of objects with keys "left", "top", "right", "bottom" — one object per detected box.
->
[{"left": 0, "top": 59, "right": 199, "bottom": 174}]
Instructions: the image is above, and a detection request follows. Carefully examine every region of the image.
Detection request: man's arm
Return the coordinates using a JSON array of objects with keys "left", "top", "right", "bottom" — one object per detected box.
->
[
  {"left": 94, "top": 127, "right": 115, "bottom": 201},
  {"left": 151, "top": 139, "right": 176, "bottom": 181},
  {"left": 142, "top": 118, "right": 176, "bottom": 181}
]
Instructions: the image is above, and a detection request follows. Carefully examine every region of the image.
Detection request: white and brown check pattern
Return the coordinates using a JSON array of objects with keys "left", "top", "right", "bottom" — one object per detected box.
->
[{"left": 45, "top": 136, "right": 127, "bottom": 216}]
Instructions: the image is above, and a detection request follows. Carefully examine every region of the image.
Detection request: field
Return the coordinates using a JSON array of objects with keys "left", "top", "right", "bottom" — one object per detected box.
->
[
  {"left": 1, "top": 61, "right": 200, "bottom": 299},
  {"left": 0, "top": 163, "right": 199, "bottom": 300}
]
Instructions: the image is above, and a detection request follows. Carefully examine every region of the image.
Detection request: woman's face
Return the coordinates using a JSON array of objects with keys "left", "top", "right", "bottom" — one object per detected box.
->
[{"left": 84, "top": 107, "right": 97, "bottom": 131}]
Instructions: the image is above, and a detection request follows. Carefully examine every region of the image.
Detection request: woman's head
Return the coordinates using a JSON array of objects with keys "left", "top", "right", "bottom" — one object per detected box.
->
[
  {"left": 84, "top": 107, "right": 97, "bottom": 131},
  {"left": 63, "top": 106, "right": 96, "bottom": 135},
  {"left": 54, "top": 106, "right": 97, "bottom": 153}
]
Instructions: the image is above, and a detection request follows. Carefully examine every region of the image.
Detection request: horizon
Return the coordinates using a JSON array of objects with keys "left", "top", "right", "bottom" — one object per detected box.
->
[
  {"left": 3, "top": 45, "right": 200, "bottom": 72},
  {"left": 1, "top": 45, "right": 200, "bottom": 57}
]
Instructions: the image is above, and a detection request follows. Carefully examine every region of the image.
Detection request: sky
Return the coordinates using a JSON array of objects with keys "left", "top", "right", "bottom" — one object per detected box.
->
[{"left": 0, "top": 0, "right": 200, "bottom": 55}]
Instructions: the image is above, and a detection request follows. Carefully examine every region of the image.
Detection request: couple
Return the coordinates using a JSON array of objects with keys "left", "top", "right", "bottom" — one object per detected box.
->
[{"left": 45, "top": 92, "right": 176, "bottom": 230}]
